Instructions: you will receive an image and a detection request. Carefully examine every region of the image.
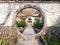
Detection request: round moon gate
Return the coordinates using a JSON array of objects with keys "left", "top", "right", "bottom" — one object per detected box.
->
[{"left": 16, "top": 5, "right": 47, "bottom": 39}]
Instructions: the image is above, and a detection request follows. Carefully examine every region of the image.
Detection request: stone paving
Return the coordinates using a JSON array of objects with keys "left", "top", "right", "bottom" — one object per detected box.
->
[
  {"left": 16, "top": 40, "right": 39, "bottom": 45},
  {"left": 23, "top": 26, "right": 36, "bottom": 36},
  {"left": 16, "top": 26, "right": 42, "bottom": 45}
]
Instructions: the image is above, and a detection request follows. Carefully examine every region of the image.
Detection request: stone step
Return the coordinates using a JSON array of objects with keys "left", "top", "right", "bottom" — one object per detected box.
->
[{"left": 16, "top": 40, "right": 40, "bottom": 45}]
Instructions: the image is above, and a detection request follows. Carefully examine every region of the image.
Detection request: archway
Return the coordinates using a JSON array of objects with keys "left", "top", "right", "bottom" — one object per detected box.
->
[{"left": 16, "top": 5, "right": 47, "bottom": 39}]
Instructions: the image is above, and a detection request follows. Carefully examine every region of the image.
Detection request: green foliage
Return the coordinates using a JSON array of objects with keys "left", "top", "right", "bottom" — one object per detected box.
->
[
  {"left": 34, "top": 19, "right": 43, "bottom": 29},
  {"left": 44, "top": 36, "right": 60, "bottom": 45},
  {"left": 16, "top": 20, "right": 26, "bottom": 27},
  {"left": 0, "top": 38, "right": 11, "bottom": 45}
]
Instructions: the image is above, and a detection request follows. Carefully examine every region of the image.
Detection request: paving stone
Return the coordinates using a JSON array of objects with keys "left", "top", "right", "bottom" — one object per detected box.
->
[{"left": 23, "top": 26, "right": 36, "bottom": 36}]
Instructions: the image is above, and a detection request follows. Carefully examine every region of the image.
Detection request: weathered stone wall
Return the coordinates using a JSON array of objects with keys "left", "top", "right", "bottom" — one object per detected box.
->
[
  {"left": 40, "top": 3, "right": 60, "bottom": 27},
  {"left": 0, "top": 2, "right": 60, "bottom": 27}
]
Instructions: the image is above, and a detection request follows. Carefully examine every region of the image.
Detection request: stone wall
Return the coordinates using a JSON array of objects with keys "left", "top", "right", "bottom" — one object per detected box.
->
[
  {"left": 0, "top": 2, "right": 60, "bottom": 27},
  {"left": 0, "top": 2, "right": 60, "bottom": 36}
]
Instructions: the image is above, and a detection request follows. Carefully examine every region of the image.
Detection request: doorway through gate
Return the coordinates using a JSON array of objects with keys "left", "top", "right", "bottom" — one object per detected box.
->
[{"left": 16, "top": 5, "right": 47, "bottom": 37}]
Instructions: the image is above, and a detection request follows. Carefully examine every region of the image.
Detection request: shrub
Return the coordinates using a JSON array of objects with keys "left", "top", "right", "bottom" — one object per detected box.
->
[
  {"left": 34, "top": 19, "right": 43, "bottom": 29},
  {"left": 16, "top": 20, "right": 26, "bottom": 27},
  {"left": 44, "top": 36, "right": 60, "bottom": 45}
]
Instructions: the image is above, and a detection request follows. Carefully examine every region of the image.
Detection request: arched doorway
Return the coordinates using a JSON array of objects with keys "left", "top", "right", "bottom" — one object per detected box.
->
[{"left": 16, "top": 5, "right": 47, "bottom": 39}]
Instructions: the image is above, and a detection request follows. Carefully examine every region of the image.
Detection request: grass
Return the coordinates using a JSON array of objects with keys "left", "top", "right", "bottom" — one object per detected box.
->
[
  {"left": 44, "top": 36, "right": 60, "bottom": 45},
  {"left": 0, "top": 38, "right": 11, "bottom": 45}
]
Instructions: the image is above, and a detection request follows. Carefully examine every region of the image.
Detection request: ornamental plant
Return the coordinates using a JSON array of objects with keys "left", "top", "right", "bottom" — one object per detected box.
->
[
  {"left": 34, "top": 19, "right": 43, "bottom": 29},
  {"left": 16, "top": 20, "right": 26, "bottom": 28}
]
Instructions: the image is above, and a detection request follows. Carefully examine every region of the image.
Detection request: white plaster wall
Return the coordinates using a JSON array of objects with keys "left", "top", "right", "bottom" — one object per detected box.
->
[
  {"left": 0, "top": 3, "right": 60, "bottom": 27},
  {"left": 0, "top": 3, "right": 10, "bottom": 24},
  {"left": 40, "top": 3, "right": 60, "bottom": 27}
]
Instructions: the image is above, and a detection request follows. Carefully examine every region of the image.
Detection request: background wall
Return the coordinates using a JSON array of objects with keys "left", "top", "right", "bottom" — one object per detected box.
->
[{"left": 0, "top": 2, "right": 60, "bottom": 27}]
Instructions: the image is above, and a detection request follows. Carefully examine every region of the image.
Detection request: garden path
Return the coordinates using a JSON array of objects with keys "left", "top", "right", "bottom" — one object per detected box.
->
[
  {"left": 23, "top": 26, "right": 36, "bottom": 36},
  {"left": 16, "top": 26, "right": 42, "bottom": 45}
]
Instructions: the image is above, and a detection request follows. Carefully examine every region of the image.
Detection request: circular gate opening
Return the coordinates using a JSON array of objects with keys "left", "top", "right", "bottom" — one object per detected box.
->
[{"left": 16, "top": 5, "right": 46, "bottom": 37}]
